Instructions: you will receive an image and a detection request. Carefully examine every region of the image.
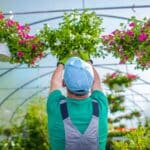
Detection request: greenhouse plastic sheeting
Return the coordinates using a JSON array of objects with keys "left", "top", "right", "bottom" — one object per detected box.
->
[{"left": 0, "top": 0, "right": 150, "bottom": 127}]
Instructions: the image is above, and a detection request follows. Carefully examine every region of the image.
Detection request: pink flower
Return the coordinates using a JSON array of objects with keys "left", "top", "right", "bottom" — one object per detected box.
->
[
  {"left": 112, "top": 30, "right": 120, "bottom": 35},
  {"left": 119, "top": 60, "right": 126, "bottom": 64},
  {"left": 6, "top": 19, "right": 15, "bottom": 26},
  {"left": 0, "top": 12, "right": 4, "bottom": 19},
  {"left": 17, "top": 51, "right": 23, "bottom": 57},
  {"left": 126, "top": 30, "right": 134, "bottom": 36},
  {"left": 19, "top": 32, "right": 28, "bottom": 38},
  {"left": 138, "top": 33, "right": 147, "bottom": 42},
  {"left": 18, "top": 40, "right": 26, "bottom": 44},
  {"left": 146, "top": 61, "right": 150, "bottom": 67},
  {"left": 26, "top": 35, "right": 35, "bottom": 39},
  {"left": 129, "top": 22, "right": 135, "bottom": 27},
  {"left": 31, "top": 57, "right": 38, "bottom": 65},
  {"left": 109, "top": 41, "right": 115, "bottom": 45},
  {"left": 17, "top": 24, "right": 26, "bottom": 31},
  {"left": 111, "top": 72, "right": 117, "bottom": 78},
  {"left": 32, "top": 44, "right": 36, "bottom": 50},
  {"left": 118, "top": 45, "right": 123, "bottom": 49},
  {"left": 38, "top": 52, "right": 44, "bottom": 58},
  {"left": 126, "top": 73, "right": 137, "bottom": 80}
]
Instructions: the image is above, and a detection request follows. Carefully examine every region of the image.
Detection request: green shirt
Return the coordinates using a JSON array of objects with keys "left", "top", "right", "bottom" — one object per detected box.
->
[{"left": 47, "top": 90, "right": 108, "bottom": 150}]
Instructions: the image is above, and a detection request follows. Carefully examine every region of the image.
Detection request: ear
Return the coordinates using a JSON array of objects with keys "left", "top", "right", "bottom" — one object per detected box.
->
[{"left": 62, "top": 79, "right": 66, "bottom": 87}]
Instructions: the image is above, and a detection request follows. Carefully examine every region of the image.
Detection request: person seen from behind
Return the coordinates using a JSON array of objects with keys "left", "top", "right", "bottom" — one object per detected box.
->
[{"left": 47, "top": 57, "right": 108, "bottom": 150}]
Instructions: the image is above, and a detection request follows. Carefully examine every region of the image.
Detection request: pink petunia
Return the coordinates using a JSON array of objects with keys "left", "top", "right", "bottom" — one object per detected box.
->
[
  {"left": 17, "top": 24, "right": 26, "bottom": 31},
  {"left": 38, "top": 52, "right": 44, "bottom": 58},
  {"left": 126, "top": 73, "right": 137, "bottom": 80},
  {"left": 26, "top": 35, "right": 35, "bottom": 39},
  {"left": 31, "top": 57, "right": 38, "bottom": 65},
  {"left": 6, "top": 19, "right": 15, "bottom": 26},
  {"left": 18, "top": 40, "right": 26, "bottom": 44},
  {"left": 138, "top": 33, "right": 147, "bottom": 42},
  {"left": 109, "top": 41, "right": 115, "bottom": 45},
  {"left": 111, "top": 72, "right": 117, "bottom": 78},
  {"left": 126, "top": 30, "right": 134, "bottom": 36},
  {"left": 0, "top": 12, "right": 4, "bottom": 19},
  {"left": 129, "top": 22, "right": 135, "bottom": 27},
  {"left": 32, "top": 44, "right": 37, "bottom": 50},
  {"left": 112, "top": 30, "right": 120, "bottom": 35},
  {"left": 17, "top": 51, "right": 23, "bottom": 57},
  {"left": 118, "top": 45, "right": 123, "bottom": 49}
]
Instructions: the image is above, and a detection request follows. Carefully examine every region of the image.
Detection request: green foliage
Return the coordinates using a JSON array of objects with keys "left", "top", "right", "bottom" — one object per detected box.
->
[
  {"left": 39, "top": 10, "right": 105, "bottom": 61},
  {"left": 113, "top": 127, "right": 150, "bottom": 150},
  {"left": 103, "top": 71, "right": 140, "bottom": 128},
  {"left": 0, "top": 99, "right": 49, "bottom": 150}
]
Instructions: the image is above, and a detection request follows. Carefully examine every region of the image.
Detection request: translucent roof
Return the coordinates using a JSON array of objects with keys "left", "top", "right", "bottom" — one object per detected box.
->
[{"left": 0, "top": 0, "right": 150, "bottom": 127}]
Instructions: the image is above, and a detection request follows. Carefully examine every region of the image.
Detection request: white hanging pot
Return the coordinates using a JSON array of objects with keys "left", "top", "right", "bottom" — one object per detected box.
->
[
  {"left": 0, "top": 43, "right": 11, "bottom": 62},
  {"left": 112, "top": 84, "right": 124, "bottom": 92}
]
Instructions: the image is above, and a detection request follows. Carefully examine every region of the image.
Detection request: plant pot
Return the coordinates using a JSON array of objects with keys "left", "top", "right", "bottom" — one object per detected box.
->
[
  {"left": 0, "top": 43, "right": 11, "bottom": 62},
  {"left": 112, "top": 84, "right": 124, "bottom": 92}
]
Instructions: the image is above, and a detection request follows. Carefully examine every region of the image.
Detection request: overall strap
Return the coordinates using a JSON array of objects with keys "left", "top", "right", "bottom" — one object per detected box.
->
[
  {"left": 60, "top": 99, "right": 99, "bottom": 120},
  {"left": 92, "top": 100, "right": 99, "bottom": 117},
  {"left": 60, "top": 100, "right": 68, "bottom": 120}
]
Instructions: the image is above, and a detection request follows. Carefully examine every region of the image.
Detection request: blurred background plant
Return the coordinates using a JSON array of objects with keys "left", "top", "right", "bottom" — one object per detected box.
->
[
  {"left": 103, "top": 71, "right": 138, "bottom": 92},
  {"left": 0, "top": 98, "right": 49, "bottom": 150}
]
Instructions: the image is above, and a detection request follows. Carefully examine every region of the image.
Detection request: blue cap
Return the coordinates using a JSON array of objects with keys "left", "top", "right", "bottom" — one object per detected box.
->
[{"left": 64, "top": 57, "right": 94, "bottom": 95}]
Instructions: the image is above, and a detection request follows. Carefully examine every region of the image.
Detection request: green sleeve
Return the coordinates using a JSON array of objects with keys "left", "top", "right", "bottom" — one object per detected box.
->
[
  {"left": 47, "top": 90, "right": 63, "bottom": 113},
  {"left": 91, "top": 90, "right": 108, "bottom": 150}
]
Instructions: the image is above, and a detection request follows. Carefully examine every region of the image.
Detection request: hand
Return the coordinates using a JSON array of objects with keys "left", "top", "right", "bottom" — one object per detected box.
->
[
  {"left": 58, "top": 53, "right": 72, "bottom": 65},
  {"left": 78, "top": 51, "right": 90, "bottom": 61}
]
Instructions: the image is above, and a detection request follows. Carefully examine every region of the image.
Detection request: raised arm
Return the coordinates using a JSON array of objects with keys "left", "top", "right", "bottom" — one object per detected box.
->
[
  {"left": 92, "top": 66, "right": 102, "bottom": 92},
  {"left": 50, "top": 64, "right": 64, "bottom": 92}
]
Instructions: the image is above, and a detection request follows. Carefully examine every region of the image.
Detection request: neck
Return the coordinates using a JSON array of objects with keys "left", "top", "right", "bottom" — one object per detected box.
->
[{"left": 67, "top": 90, "right": 89, "bottom": 100}]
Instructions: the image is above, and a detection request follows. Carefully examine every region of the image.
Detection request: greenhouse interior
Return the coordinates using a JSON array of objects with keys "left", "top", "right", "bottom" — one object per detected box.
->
[{"left": 0, "top": 0, "right": 150, "bottom": 149}]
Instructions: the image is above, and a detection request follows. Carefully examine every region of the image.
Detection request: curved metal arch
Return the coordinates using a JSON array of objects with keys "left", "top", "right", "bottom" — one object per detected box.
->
[
  {"left": 129, "top": 88, "right": 150, "bottom": 102},
  {"left": 3, "top": 5, "right": 150, "bottom": 16},
  {"left": 29, "top": 14, "right": 130, "bottom": 26},
  {"left": 0, "top": 70, "right": 54, "bottom": 106},
  {"left": 10, "top": 86, "right": 48, "bottom": 122},
  {"left": 0, "top": 64, "right": 22, "bottom": 77}
]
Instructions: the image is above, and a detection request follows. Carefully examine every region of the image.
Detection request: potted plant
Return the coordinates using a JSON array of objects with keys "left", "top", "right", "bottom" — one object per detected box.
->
[
  {"left": 39, "top": 10, "right": 105, "bottom": 62},
  {"left": 0, "top": 11, "right": 48, "bottom": 65},
  {"left": 102, "top": 17, "right": 150, "bottom": 70},
  {"left": 103, "top": 71, "right": 138, "bottom": 91}
]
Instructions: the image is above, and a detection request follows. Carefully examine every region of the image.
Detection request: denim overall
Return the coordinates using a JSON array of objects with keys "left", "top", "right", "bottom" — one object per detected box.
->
[{"left": 60, "top": 99, "right": 99, "bottom": 150}]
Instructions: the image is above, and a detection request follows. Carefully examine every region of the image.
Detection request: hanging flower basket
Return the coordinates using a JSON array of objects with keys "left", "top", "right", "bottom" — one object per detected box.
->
[
  {"left": 103, "top": 72, "right": 138, "bottom": 92},
  {"left": 102, "top": 17, "right": 150, "bottom": 70},
  {"left": 39, "top": 10, "right": 105, "bottom": 63},
  {"left": 0, "top": 11, "right": 48, "bottom": 66},
  {"left": 0, "top": 43, "right": 11, "bottom": 62}
]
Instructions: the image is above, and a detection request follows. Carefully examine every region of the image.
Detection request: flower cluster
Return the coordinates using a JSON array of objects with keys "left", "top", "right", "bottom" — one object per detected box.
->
[
  {"left": 39, "top": 10, "right": 105, "bottom": 62},
  {"left": 102, "top": 17, "right": 150, "bottom": 70},
  {"left": 103, "top": 71, "right": 138, "bottom": 90},
  {"left": 0, "top": 11, "right": 47, "bottom": 65}
]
